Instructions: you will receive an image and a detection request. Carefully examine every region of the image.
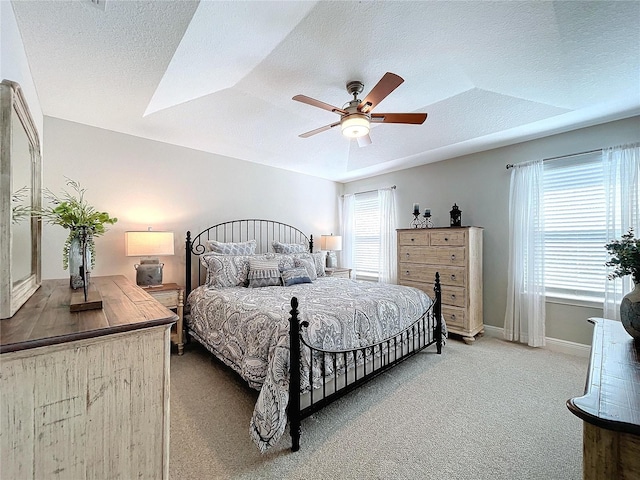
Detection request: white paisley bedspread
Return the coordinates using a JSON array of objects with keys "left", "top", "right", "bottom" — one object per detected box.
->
[{"left": 187, "top": 277, "right": 438, "bottom": 452}]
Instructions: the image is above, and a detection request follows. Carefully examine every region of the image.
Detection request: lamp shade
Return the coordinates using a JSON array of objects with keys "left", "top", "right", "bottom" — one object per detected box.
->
[
  {"left": 125, "top": 231, "right": 175, "bottom": 257},
  {"left": 320, "top": 235, "right": 342, "bottom": 251}
]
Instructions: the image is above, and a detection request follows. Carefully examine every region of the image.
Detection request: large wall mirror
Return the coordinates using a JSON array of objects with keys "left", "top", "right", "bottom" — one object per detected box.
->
[{"left": 1, "top": 80, "right": 42, "bottom": 319}]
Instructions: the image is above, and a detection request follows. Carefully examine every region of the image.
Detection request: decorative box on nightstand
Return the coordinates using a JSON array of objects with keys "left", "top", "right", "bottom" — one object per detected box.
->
[
  {"left": 325, "top": 267, "right": 352, "bottom": 279},
  {"left": 144, "top": 283, "right": 184, "bottom": 355}
]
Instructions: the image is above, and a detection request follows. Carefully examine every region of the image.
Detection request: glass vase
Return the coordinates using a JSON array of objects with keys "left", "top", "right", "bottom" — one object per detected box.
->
[{"left": 68, "top": 232, "right": 92, "bottom": 290}]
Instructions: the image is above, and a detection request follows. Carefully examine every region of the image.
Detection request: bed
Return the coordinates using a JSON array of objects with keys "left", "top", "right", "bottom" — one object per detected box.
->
[{"left": 184, "top": 219, "right": 444, "bottom": 452}]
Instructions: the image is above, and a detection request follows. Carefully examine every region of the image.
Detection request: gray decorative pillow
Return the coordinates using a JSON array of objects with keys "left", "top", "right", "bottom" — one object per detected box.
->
[
  {"left": 200, "top": 254, "right": 251, "bottom": 288},
  {"left": 311, "top": 251, "right": 326, "bottom": 277},
  {"left": 248, "top": 257, "right": 281, "bottom": 288},
  {"left": 207, "top": 239, "right": 257, "bottom": 255},
  {"left": 281, "top": 267, "right": 312, "bottom": 287},
  {"left": 294, "top": 257, "right": 317, "bottom": 281},
  {"left": 292, "top": 251, "right": 326, "bottom": 277},
  {"left": 272, "top": 241, "right": 308, "bottom": 254}
]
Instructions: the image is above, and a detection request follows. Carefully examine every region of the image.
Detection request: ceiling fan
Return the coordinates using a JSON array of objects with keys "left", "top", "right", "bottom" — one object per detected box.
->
[{"left": 293, "top": 72, "right": 427, "bottom": 147}]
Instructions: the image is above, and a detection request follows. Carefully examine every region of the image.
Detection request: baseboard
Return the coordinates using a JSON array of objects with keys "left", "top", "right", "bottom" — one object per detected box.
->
[{"left": 482, "top": 325, "right": 591, "bottom": 358}]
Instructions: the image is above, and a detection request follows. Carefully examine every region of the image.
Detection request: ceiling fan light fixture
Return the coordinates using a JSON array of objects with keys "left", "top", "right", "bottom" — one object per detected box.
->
[{"left": 341, "top": 113, "right": 370, "bottom": 138}]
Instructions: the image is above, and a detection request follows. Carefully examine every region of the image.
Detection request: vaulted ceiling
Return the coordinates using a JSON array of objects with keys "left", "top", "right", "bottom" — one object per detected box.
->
[{"left": 10, "top": 0, "right": 640, "bottom": 182}]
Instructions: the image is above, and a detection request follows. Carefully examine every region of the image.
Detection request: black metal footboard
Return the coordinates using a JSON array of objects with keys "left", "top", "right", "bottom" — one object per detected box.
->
[{"left": 288, "top": 273, "right": 443, "bottom": 452}]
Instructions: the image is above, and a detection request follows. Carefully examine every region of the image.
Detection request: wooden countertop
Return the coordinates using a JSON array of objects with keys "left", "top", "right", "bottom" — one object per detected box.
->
[
  {"left": 567, "top": 318, "right": 640, "bottom": 436},
  {"left": 0, "top": 275, "right": 178, "bottom": 354}
]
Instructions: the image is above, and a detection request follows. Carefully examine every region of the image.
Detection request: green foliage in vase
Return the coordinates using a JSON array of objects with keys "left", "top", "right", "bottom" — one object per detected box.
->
[
  {"left": 37, "top": 178, "right": 117, "bottom": 270},
  {"left": 605, "top": 228, "right": 640, "bottom": 284},
  {"left": 11, "top": 185, "right": 31, "bottom": 224}
]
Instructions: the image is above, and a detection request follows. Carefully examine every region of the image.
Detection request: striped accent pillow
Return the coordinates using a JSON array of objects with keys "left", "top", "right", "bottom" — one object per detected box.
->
[{"left": 248, "top": 257, "right": 281, "bottom": 288}]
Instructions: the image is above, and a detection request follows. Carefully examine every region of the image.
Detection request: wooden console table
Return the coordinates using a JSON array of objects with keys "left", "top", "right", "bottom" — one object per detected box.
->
[
  {"left": 0, "top": 275, "right": 177, "bottom": 479},
  {"left": 567, "top": 318, "right": 640, "bottom": 480}
]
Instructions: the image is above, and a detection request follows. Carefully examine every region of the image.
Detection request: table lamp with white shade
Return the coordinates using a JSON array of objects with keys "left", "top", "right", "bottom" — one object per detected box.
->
[
  {"left": 320, "top": 234, "right": 342, "bottom": 269},
  {"left": 125, "top": 228, "right": 175, "bottom": 287}
]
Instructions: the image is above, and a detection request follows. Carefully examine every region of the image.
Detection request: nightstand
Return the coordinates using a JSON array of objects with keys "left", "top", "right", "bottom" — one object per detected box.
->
[
  {"left": 144, "top": 283, "right": 184, "bottom": 355},
  {"left": 325, "top": 267, "right": 352, "bottom": 279}
]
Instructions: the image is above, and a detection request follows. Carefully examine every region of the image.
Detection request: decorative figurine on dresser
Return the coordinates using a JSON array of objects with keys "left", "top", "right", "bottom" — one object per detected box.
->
[{"left": 397, "top": 225, "right": 483, "bottom": 343}]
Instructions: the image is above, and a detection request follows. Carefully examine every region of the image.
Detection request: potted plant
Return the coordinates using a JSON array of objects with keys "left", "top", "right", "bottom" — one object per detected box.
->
[
  {"left": 605, "top": 228, "right": 640, "bottom": 340},
  {"left": 38, "top": 178, "right": 117, "bottom": 288}
]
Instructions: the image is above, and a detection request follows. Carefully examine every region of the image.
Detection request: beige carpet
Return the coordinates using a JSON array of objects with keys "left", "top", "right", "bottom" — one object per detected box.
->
[{"left": 170, "top": 335, "right": 588, "bottom": 480}]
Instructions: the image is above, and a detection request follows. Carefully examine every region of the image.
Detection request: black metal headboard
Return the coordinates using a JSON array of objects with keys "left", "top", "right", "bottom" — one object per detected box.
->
[{"left": 185, "top": 219, "right": 313, "bottom": 296}]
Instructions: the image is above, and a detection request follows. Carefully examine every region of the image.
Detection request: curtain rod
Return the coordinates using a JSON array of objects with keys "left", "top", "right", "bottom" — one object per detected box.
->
[
  {"left": 505, "top": 148, "right": 603, "bottom": 170},
  {"left": 341, "top": 185, "right": 396, "bottom": 197}
]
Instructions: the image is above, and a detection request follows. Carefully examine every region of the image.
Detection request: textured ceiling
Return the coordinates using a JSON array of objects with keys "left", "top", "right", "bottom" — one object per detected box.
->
[{"left": 10, "top": 0, "right": 640, "bottom": 182}]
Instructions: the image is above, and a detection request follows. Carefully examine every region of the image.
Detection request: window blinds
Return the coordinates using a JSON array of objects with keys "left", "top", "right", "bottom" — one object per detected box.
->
[
  {"left": 353, "top": 191, "right": 380, "bottom": 278},
  {"left": 543, "top": 152, "right": 606, "bottom": 302}
]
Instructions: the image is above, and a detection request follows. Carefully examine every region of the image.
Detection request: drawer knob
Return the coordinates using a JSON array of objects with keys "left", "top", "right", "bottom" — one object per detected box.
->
[
  {"left": 451, "top": 274, "right": 456, "bottom": 280},
  {"left": 451, "top": 294, "right": 456, "bottom": 299},
  {"left": 451, "top": 314, "right": 456, "bottom": 320},
  {"left": 406, "top": 252, "right": 410, "bottom": 257},
  {"left": 444, "top": 237, "right": 449, "bottom": 241},
  {"left": 406, "top": 270, "right": 410, "bottom": 275},
  {"left": 451, "top": 254, "right": 456, "bottom": 261},
  {"left": 411, "top": 238, "right": 415, "bottom": 242}
]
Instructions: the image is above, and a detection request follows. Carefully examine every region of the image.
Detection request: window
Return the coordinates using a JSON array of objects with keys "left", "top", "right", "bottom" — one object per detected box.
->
[
  {"left": 353, "top": 191, "right": 380, "bottom": 278},
  {"left": 543, "top": 152, "right": 607, "bottom": 304}
]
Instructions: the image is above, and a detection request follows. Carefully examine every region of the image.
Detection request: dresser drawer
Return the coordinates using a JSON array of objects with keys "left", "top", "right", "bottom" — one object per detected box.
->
[
  {"left": 148, "top": 290, "right": 179, "bottom": 308},
  {"left": 439, "top": 285, "right": 466, "bottom": 308},
  {"left": 430, "top": 230, "right": 466, "bottom": 246},
  {"left": 442, "top": 306, "right": 465, "bottom": 328},
  {"left": 399, "top": 263, "right": 466, "bottom": 288},
  {"left": 399, "top": 246, "right": 466, "bottom": 266},
  {"left": 398, "top": 230, "right": 430, "bottom": 246}
]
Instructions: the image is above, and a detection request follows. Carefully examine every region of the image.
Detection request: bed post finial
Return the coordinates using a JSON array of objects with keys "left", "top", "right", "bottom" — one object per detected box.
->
[
  {"left": 434, "top": 272, "right": 442, "bottom": 354},
  {"left": 186, "top": 231, "right": 192, "bottom": 297},
  {"left": 289, "top": 296, "right": 302, "bottom": 452}
]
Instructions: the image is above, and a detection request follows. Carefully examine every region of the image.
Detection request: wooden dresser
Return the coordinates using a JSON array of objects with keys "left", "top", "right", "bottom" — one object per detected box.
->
[
  {"left": 397, "top": 226, "right": 483, "bottom": 343},
  {"left": 567, "top": 318, "right": 640, "bottom": 480},
  {"left": 0, "top": 275, "right": 177, "bottom": 480}
]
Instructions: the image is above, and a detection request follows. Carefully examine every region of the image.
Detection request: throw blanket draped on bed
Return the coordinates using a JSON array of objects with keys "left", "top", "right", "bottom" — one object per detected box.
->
[{"left": 187, "top": 277, "right": 436, "bottom": 452}]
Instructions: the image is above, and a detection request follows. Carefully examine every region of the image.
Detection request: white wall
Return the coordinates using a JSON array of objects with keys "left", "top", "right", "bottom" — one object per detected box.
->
[
  {"left": 0, "top": 1, "right": 43, "bottom": 137},
  {"left": 343, "top": 116, "right": 640, "bottom": 345},
  {"left": 43, "top": 117, "right": 340, "bottom": 287}
]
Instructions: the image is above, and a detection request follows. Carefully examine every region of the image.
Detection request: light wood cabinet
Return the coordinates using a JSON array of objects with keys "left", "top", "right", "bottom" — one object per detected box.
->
[
  {"left": 0, "top": 276, "right": 176, "bottom": 480},
  {"left": 145, "top": 283, "right": 184, "bottom": 354},
  {"left": 397, "top": 226, "right": 483, "bottom": 343},
  {"left": 325, "top": 267, "right": 352, "bottom": 279}
]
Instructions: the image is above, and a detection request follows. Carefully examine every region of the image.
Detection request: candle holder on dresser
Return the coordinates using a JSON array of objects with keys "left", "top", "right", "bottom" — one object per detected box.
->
[
  {"left": 410, "top": 212, "right": 425, "bottom": 228},
  {"left": 423, "top": 209, "right": 433, "bottom": 228},
  {"left": 411, "top": 203, "right": 426, "bottom": 228}
]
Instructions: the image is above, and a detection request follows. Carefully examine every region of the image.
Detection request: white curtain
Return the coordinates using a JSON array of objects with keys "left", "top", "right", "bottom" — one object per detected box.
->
[
  {"left": 378, "top": 187, "right": 397, "bottom": 283},
  {"left": 603, "top": 143, "right": 640, "bottom": 320},
  {"left": 504, "top": 159, "right": 546, "bottom": 347},
  {"left": 339, "top": 193, "right": 357, "bottom": 277}
]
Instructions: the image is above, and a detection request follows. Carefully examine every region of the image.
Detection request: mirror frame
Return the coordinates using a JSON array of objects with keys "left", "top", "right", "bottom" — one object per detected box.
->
[{"left": 0, "top": 80, "right": 42, "bottom": 319}]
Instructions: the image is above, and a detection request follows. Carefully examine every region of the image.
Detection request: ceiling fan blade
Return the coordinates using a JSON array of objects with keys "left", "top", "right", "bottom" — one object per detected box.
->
[
  {"left": 357, "top": 134, "right": 372, "bottom": 147},
  {"left": 357, "top": 72, "right": 404, "bottom": 114},
  {"left": 293, "top": 95, "right": 347, "bottom": 115},
  {"left": 371, "top": 112, "right": 428, "bottom": 124},
  {"left": 299, "top": 122, "right": 340, "bottom": 138}
]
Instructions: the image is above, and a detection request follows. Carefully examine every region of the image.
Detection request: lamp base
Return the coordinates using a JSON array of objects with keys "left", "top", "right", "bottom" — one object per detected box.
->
[
  {"left": 326, "top": 251, "right": 338, "bottom": 269},
  {"left": 135, "top": 258, "right": 164, "bottom": 287}
]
